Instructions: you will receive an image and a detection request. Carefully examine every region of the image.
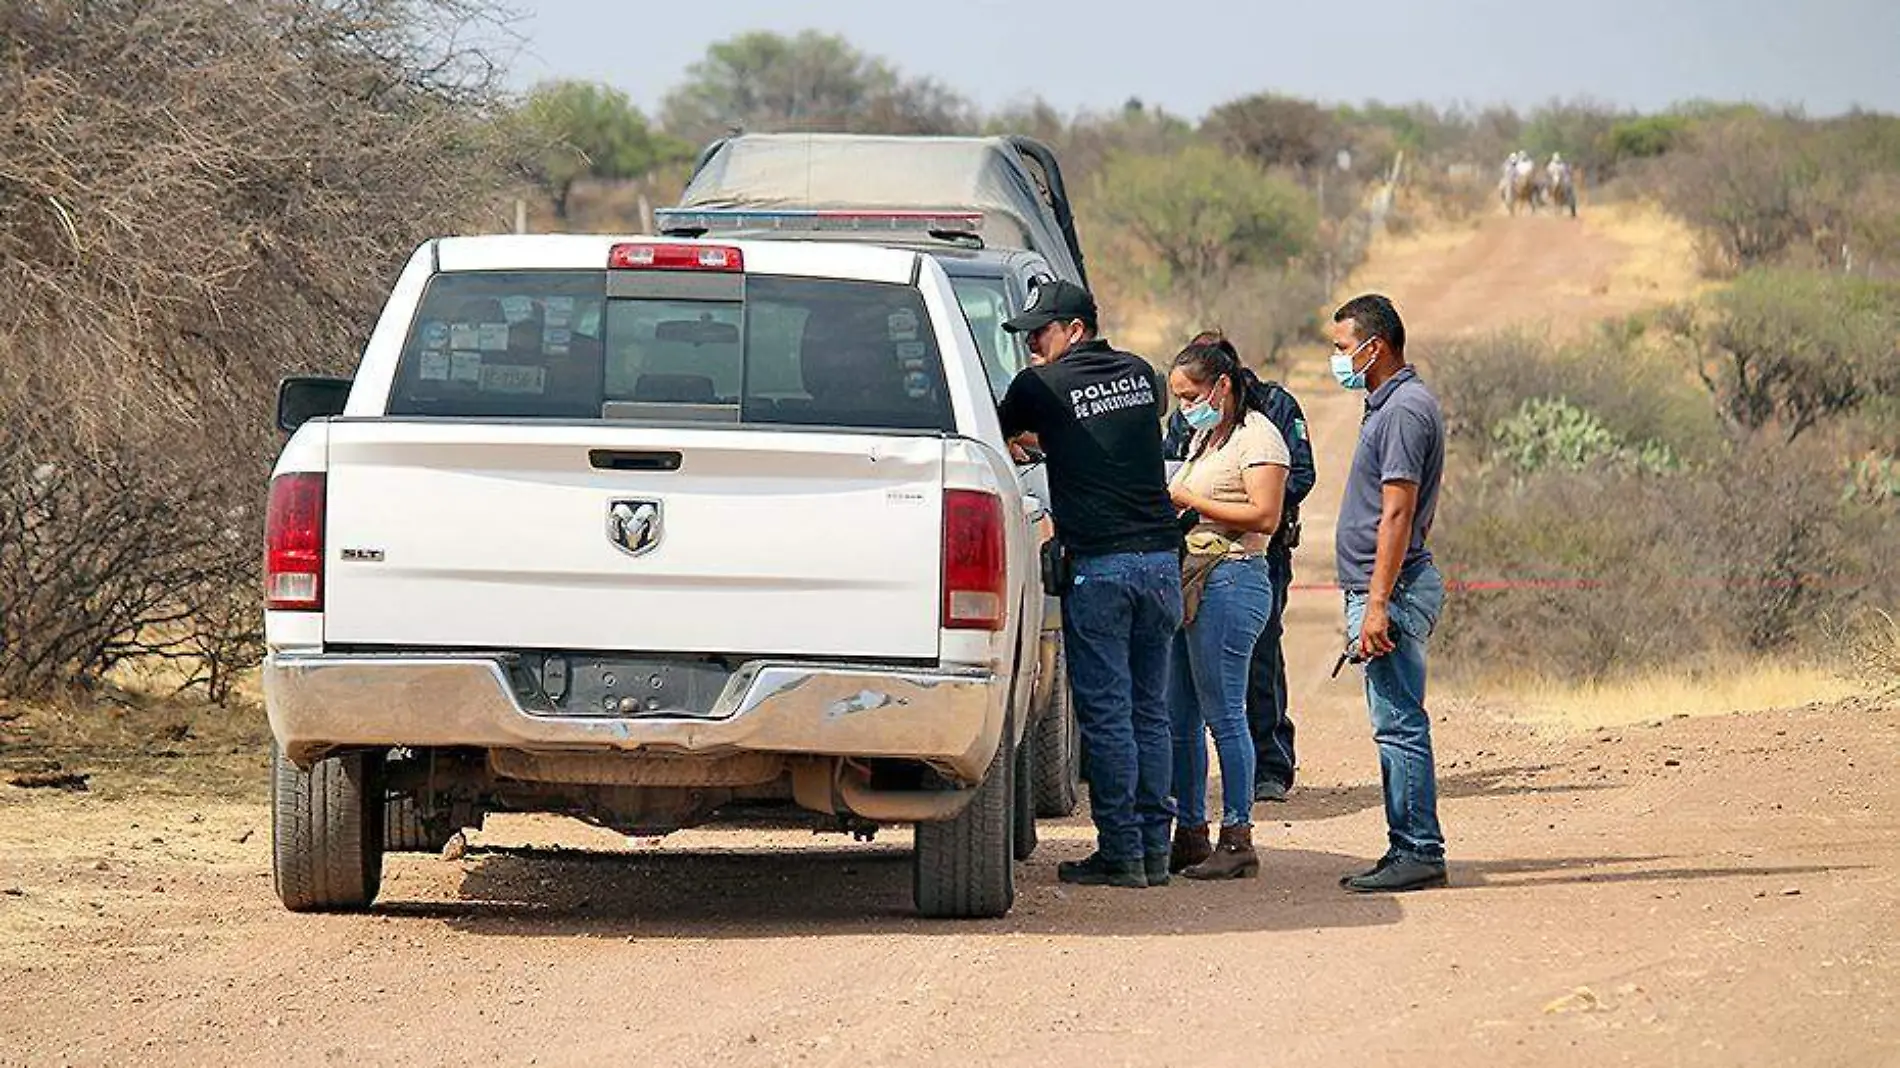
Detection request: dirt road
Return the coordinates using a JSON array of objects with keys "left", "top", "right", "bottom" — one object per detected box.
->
[{"left": 5, "top": 212, "right": 1896, "bottom": 1067}]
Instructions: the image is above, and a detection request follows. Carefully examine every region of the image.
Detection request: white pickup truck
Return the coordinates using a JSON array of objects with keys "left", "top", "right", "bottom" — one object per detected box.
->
[{"left": 263, "top": 234, "right": 1068, "bottom": 919}]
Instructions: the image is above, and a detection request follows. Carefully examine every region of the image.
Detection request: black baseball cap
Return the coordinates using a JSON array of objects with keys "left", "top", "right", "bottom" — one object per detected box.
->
[{"left": 1003, "top": 279, "right": 1097, "bottom": 334}]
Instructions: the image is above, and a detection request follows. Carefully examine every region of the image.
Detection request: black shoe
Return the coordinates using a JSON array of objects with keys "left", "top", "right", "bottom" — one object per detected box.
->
[
  {"left": 1253, "top": 779, "right": 1290, "bottom": 803},
  {"left": 1338, "top": 854, "right": 1395, "bottom": 888},
  {"left": 1143, "top": 852, "right": 1171, "bottom": 887},
  {"left": 1057, "top": 852, "right": 1146, "bottom": 888},
  {"left": 1342, "top": 856, "right": 1447, "bottom": 893}
]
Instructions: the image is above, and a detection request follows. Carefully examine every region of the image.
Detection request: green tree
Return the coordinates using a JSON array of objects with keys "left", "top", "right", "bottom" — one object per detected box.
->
[
  {"left": 1667, "top": 269, "right": 1900, "bottom": 442},
  {"left": 659, "top": 30, "right": 970, "bottom": 146},
  {"left": 1605, "top": 114, "right": 1690, "bottom": 164},
  {"left": 1206, "top": 93, "right": 1339, "bottom": 172},
  {"left": 1519, "top": 98, "right": 1626, "bottom": 175},
  {"left": 515, "top": 80, "right": 690, "bottom": 221},
  {"left": 1092, "top": 145, "right": 1315, "bottom": 323}
]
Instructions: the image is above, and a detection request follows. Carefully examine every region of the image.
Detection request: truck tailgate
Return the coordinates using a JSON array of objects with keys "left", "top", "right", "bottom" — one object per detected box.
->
[{"left": 321, "top": 421, "right": 945, "bottom": 659}]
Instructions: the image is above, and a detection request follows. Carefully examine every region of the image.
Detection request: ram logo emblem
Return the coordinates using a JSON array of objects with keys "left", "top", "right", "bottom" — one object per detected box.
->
[{"left": 607, "top": 499, "right": 663, "bottom": 558}]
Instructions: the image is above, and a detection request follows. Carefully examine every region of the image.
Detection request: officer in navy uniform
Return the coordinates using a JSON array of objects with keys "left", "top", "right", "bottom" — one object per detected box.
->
[{"left": 1164, "top": 345, "right": 1316, "bottom": 802}]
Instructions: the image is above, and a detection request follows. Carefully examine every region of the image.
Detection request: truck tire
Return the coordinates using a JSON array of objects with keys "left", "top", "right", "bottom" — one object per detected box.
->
[
  {"left": 380, "top": 749, "right": 456, "bottom": 854},
  {"left": 1031, "top": 647, "right": 1082, "bottom": 818},
  {"left": 271, "top": 741, "right": 385, "bottom": 912},
  {"left": 384, "top": 794, "right": 455, "bottom": 855},
  {"left": 912, "top": 728, "right": 1015, "bottom": 919},
  {"left": 1012, "top": 737, "right": 1038, "bottom": 862}
]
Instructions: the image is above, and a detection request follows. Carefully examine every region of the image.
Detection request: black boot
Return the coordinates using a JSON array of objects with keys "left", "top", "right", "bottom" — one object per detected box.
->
[
  {"left": 1342, "top": 855, "right": 1446, "bottom": 893},
  {"left": 1144, "top": 852, "right": 1171, "bottom": 887},
  {"left": 1057, "top": 852, "right": 1146, "bottom": 888}
]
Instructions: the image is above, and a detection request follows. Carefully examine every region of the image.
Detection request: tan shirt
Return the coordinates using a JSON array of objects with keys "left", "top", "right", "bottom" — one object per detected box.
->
[{"left": 1170, "top": 409, "right": 1291, "bottom": 557}]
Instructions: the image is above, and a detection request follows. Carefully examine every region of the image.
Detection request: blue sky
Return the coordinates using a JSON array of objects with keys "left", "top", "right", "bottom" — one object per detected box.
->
[{"left": 505, "top": 0, "right": 1899, "bottom": 121}]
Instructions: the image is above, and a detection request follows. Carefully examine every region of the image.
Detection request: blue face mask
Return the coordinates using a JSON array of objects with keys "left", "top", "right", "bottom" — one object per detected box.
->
[
  {"left": 1331, "top": 335, "right": 1378, "bottom": 391},
  {"left": 1182, "top": 396, "right": 1221, "bottom": 431}
]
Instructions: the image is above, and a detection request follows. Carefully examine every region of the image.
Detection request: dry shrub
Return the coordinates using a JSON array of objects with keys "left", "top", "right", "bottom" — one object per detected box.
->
[
  {"left": 1843, "top": 609, "right": 1900, "bottom": 697},
  {"left": 1429, "top": 325, "right": 1721, "bottom": 463},
  {"left": 1433, "top": 325, "right": 1895, "bottom": 682},
  {"left": 1659, "top": 115, "right": 1817, "bottom": 273},
  {"left": 0, "top": 0, "right": 518, "bottom": 700},
  {"left": 1200, "top": 267, "right": 1328, "bottom": 373},
  {"left": 1423, "top": 167, "right": 1506, "bottom": 222},
  {"left": 1438, "top": 467, "right": 1715, "bottom": 680},
  {"left": 1439, "top": 436, "right": 1877, "bottom": 680},
  {"left": 1655, "top": 110, "right": 1900, "bottom": 277}
]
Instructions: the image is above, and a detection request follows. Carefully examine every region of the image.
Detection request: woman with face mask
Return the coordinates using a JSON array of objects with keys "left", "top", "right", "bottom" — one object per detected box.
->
[{"left": 1163, "top": 334, "right": 1291, "bottom": 879}]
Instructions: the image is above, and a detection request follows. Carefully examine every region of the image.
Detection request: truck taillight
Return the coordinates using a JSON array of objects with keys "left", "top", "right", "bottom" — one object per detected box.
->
[
  {"left": 607, "top": 242, "right": 743, "bottom": 271},
  {"left": 265, "top": 472, "right": 326, "bottom": 612},
  {"left": 943, "top": 490, "right": 1005, "bottom": 631}
]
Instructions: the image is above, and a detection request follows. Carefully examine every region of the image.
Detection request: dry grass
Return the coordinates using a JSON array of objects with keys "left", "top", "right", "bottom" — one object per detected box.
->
[
  {"left": 1359, "top": 215, "right": 1483, "bottom": 268},
  {"left": 1846, "top": 608, "right": 1900, "bottom": 698},
  {"left": 1467, "top": 661, "right": 1869, "bottom": 732},
  {"left": 1587, "top": 201, "right": 1710, "bottom": 304},
  {"left": 0, "top": 687, "right": 269, "bottom": 802}
]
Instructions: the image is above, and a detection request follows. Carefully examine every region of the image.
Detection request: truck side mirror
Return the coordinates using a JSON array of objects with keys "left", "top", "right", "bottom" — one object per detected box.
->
[{"left": 276, "top": 376, "right": 352, "bottom": 433}]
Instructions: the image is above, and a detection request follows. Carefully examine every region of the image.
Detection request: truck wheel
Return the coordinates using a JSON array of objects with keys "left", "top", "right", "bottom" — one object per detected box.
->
[
  {"left": 1031, "top": 647, "right": 1082, "bottom": 817},
  {"left": 1012, "top": 737, "right": 1038, "bottom": 862},
  {"left": 384, "top": 794, "right": 455, "bottom": 855},
  {"left": 912, "top": 728, "right": 1015, "bottom": 919},
  {"left": 380, "top": 749, "right": 456, "bottom": 854},
  {"left": 271, "top": 741, "right": 385, "bottom": 912}
]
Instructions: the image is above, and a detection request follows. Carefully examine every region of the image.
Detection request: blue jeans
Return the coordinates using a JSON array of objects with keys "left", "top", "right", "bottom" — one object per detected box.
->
[
  {"left": 1343, "top": 561, "right": 1447, "bottom": 863},
  {"left": 1062, "top": 550, "right": 1183, "bottom": 862},
  {"left": 1247, "top": 549, "right": 1296, "bottom": 789},
  {"left": 1171, "top": 556, "right": 1272, "bottom": 828}
]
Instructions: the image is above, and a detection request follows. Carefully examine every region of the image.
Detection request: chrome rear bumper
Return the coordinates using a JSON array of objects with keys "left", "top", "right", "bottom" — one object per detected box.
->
[{"left": 264, "top": 653, "right": 1005, "bottom": 783}]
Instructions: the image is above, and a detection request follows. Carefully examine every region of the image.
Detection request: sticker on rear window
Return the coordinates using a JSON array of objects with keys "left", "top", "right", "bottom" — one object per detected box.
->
[
  {"left": 418, "top": 350, "right": 450, "bottom": 381},
  {"left": 904, "top": 371, "right": 932, "bottom": 398},
  {"left": 500, "top": 295, "right": 535, "bottom": 324},
  {"left": 450, "top": 351, "right": 482, "bottom": 383},
  {"left": 543, "top": 326, "right": 572, "bottom": 355},
  {"left": 896, "top": 340, "right": 927, "bottom": 364},
  {"left": 450, "top": 323, "right": 480, "bottom": 350},
  {"left": 545, "top": 296, "right": 574, "bottom": 328},
  {"left": 480, "top": 363, "right": 546, "bottom": 395},
  {"left": 478, "top": 323, "right": 510, "bottom": 351},
  {"left": 887, "top": 310, "right": 919, "bottom": 341},
  {"left": 420, "top": 320, "right": 449, "bottom": 350}
]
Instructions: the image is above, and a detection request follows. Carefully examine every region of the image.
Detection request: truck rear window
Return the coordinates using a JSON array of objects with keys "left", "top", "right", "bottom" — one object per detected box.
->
[{"left": 386, "top": 270, "right": 954, "bottom": 432}]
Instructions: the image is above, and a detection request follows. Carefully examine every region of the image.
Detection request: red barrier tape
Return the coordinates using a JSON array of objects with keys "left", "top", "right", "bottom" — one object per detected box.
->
[{"left": 1290, "top": 575, "right": 1861, "bottom": 594}]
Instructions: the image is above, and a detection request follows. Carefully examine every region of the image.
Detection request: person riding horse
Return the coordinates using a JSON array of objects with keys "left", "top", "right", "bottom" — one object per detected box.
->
[
  {"left": 1545, "top": 153, "right": 1578, "bottom": 218},
  {"left": 1500, "top": 150, "right": 1539, "bottom": 215}
]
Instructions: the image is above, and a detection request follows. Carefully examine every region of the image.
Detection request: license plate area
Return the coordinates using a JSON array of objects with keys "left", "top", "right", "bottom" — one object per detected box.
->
[{"left": 510, "top": 652, "right": 738, "bottom": 719}]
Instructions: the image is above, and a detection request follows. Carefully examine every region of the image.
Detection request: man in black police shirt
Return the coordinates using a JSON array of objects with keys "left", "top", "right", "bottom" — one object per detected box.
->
[{"left": 998, "top": 280, "right": 1184, "bottom": 889}]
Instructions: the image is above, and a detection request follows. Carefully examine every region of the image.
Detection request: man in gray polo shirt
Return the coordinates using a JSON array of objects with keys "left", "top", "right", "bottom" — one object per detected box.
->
[{"left": 1328, "top": 294, "right": 1449, "bottom": 893}]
